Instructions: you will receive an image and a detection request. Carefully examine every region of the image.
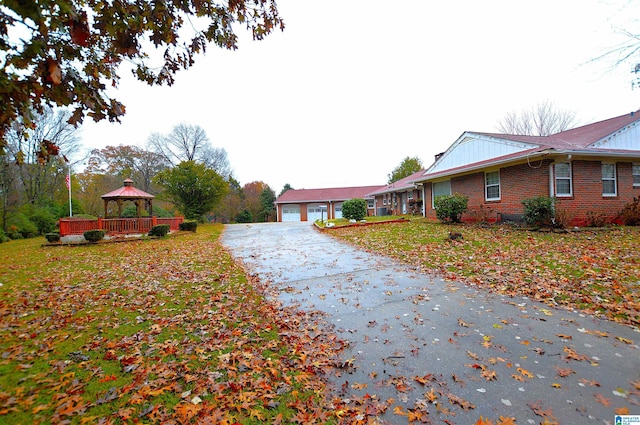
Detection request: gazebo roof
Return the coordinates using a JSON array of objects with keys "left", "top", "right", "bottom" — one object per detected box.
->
[{"left": 101, "top": 178, "right": 155, "bottom": 200}]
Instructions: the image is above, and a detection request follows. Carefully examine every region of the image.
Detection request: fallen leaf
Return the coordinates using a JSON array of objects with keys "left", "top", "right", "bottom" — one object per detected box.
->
[
  {"left": 497, "top": 416, "right": 517, "bottom": 425},
  {"left": 594, "top": 393, "right": 611, "bottom": 406}
]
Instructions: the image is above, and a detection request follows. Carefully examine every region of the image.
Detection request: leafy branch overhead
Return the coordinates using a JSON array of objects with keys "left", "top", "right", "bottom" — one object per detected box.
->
[{"left": 0, "top": 0, "right": 284, "bottom": 151}]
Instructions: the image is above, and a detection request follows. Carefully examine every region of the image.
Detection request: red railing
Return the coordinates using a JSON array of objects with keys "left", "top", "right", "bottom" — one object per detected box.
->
[
  {"left": 101, "top": 217, "right": 154, "bottom": 234},
  {"left": 157, "top": 217, "right": 184, "bottom": 231},
  {"left": 58, "top": 217, "right": 184, "bottom": 236}
]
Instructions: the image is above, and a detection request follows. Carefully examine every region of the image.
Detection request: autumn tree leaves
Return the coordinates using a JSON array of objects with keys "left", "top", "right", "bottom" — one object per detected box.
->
[{"left": 0, "top": 0, "right": 283, "bottom": 154}]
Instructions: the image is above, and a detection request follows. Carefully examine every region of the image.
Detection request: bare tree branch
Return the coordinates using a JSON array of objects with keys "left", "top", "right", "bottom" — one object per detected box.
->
[{"left": 497, "top": 100, "right": 578, "bottom": 136}]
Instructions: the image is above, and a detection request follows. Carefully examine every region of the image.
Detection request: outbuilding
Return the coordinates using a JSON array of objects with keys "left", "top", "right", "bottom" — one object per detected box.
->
[{"left": 275, "top": 186, "right": 384, "bottom": 222}]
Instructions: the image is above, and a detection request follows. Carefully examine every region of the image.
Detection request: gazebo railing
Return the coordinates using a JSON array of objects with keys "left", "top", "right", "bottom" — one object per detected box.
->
[
  {"left": 58, "top": 217, "right": 184, "bottom": 236},
  {"left": 59, "top": 218, "right": 99, "bottom": 236},
  {"left": 101, "top": 217, "right": 154, "bottom": 234}
]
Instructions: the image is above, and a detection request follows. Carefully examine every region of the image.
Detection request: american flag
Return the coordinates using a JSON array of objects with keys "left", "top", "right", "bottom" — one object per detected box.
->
[{"left": 65, "top": 173, "right": 70, "bottom": 189}]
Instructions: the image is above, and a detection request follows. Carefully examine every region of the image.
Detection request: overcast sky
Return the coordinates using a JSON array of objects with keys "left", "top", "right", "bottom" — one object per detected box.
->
[{"left": 78, "top": 0, "right": 640, "bottom": 192}]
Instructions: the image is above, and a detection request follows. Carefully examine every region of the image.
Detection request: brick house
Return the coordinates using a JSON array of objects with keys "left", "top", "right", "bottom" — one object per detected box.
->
[
  {"left": 275, "top": 186, "right": 384, "bottom": 222},
  {"left": 367, "top": 170, "right": 425, "bottom": 216},
  {"left": 412, "top": 110, "right": 640, "bottom": 226}
]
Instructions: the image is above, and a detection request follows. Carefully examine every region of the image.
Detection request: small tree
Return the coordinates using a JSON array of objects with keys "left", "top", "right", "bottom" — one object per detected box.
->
[
  {"left": 235, "top": 208, "right": 253, "bottom": 223},
  {"left": 153, "top": 161, "right": 228, "bottom": 221},
  {"left": 259, "top": 186, "right": 276, "bottom": 222},
  {"left": 342, "top": 198, "right": 367, "bottom": 221},
  {"left": 434, "top": 193, "right": 468, "bottom": 223},
  {"left": 388, "top": 156, "right": 423, "bottom": 184}
]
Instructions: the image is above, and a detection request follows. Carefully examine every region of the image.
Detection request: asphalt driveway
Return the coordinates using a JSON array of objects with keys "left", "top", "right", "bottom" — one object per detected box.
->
[{"left": 221, "top": 222, "right": 639, "bottom": 424}]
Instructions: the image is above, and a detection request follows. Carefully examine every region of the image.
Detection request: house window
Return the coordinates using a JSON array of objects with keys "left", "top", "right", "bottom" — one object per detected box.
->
[
  {"left": 485, "top": 171, "right": 500, "bottom": 201},
  {"left": 408, "top": 191, "right": 414, "bottom": 200},
  {"left": 367, "top": 199, "right": 374, "bottom": 208},
  {"left": 554, "top": 162, "right": 572, "bottom": 197},
  {"left": 382, "top": 195, "right": 387, "bottom": 205},
  {"left": 633, "top": 164, "right": 640, "bottom": 187},
  {"left": 432, "top": 180, "right": 451, "bottom": 208},
  {"left": 602, "top": 163, "right": 617, "bottom": 196}
]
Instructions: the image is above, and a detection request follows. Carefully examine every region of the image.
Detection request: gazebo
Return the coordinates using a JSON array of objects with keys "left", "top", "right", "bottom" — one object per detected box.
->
[
  {"left": 101, "top": 178, "right": 154, "bottom": 217},
  {"left": 58, "top": 179, "right": 183, "bottom": 236}
]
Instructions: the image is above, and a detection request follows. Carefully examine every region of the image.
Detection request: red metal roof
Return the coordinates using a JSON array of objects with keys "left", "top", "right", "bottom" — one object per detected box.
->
[
  {"left": 101, "top": 179, "right": 155, "bottom": 199},
  {"left": 276, "top": 185, "right": 385, "bottom": 204},
  {"left": 416, "top": 109, "right": 640, "bottom": 182},
  {"left": 477, "top": 109, "right": 640, "bottom": 150}
]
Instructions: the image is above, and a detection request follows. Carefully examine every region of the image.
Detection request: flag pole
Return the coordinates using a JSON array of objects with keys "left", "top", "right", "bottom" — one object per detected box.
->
[{"left": 65, "top": 159, "right": 72, "bottom": 217}]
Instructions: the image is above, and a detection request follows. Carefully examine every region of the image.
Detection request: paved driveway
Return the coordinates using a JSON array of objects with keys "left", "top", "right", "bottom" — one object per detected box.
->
[{"left": 221, "top": 222, "right": 639, "bottom": 424}]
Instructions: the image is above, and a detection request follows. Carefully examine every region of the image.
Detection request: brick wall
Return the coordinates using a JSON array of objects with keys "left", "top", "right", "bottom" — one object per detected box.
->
[
  {"left": 423, "top": 158, "right": 639, "bottom": 225},
  {"left": 555, "top": 160, "right": 638, "bottom": 225}
]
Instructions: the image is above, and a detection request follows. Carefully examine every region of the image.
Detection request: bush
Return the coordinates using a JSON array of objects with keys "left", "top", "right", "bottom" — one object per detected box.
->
[
  {"left": 434, "top": 193, "right": 468, "bottom": 223},
  {"left": 619, "top": 196, "right": 640, "bottom": 226},
  {"left": 148, "top": 224, "right": 170, "bottom": 237},
  {"left": 179, "top": 220, "right": 198, "bottom": 232},
  {"left": 122, "top": 205, "right": 149, "bottom": 217},
  {"left": 28, "top": 207, "right": 58, "bottom": 235},
  {"left": 342, "top": 198, "right": 367, "bottom": 221},
  {"left": 522, "top": 196, "right": 555, "bottom": 227},
  {"left": 235, "top": 209, "right": 253, "bottom": 223},
  {"left": 84, "top": 229, "right": 105, "bottom": 242},
  {"left": 57, "top": 199, "right": 84, "bottom": 218},
  {"left": 7, "top": 214, "right": 38, "bottom": 239},
  {"left": 45, "top": 233, "right": 60, "bottom": 243},
  {"left": 586, "top": 210, "right": 612, "bottom": 227}
]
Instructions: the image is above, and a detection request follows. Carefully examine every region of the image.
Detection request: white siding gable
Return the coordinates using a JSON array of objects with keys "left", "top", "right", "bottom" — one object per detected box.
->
[
  {"left": 589, "top": 120, "right": 640, "bottom": 151},
  {"left": 427, "top": 133, "right": 539, "bottom": 174}
]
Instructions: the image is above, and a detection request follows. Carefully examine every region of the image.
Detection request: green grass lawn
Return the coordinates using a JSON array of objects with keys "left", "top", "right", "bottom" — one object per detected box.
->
[
  {"left": 328, "top": 219, "right": 640, "bottom": 326},
  {"left": 0, "top": 224, "right": 343, "bottom": 424}
]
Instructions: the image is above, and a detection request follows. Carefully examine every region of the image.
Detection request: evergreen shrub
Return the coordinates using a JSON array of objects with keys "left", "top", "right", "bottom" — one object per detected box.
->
[
  {"left": 45, "top": 233, "right": 60, "bottom": 243},
  {"left": 179, "top": 220, "right": 198, "bottom": 232},
  {"left": 342, "top": 198, "right": 367, "bottom": 221},
  {"left": 149, "top": 224, "right": 170, "bottom": 237},
  {"left": 521, "top": 196, "right": 555, "bottom": 227},
  {"left": 434, "top": 193, "right": 468, "bottom": 223},
  {"left": 84, "top": 229, "right": 105, "bottom": 242}
]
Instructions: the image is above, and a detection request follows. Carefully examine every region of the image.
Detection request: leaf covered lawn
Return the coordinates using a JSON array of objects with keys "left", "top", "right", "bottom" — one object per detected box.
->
[
  {"left": 329, "top": 220, "right": 640, "bottom": 326},
  {"left": 0, "top": 224, "right": 344, "bottom": 424}
]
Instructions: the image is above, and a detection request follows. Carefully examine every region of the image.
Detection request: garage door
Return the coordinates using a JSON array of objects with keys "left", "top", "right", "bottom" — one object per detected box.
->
[
  {"left": 307, "top": 204, "right": 324, "bottom": 222},
  {"left": 334, "top": 202, "right": 343, "bottom": 219},
  {"left": 281, "top": 205, "right": 300, "bottom": 222}
]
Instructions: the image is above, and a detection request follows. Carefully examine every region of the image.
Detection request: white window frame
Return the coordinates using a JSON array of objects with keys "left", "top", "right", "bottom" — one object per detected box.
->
[
  {"left": 554, "top": 162, "right": 573, "bottom": 197},
  {"left": 633, "top": 163, "right": 640, "bottom": 187},
  {"left": 602, "top": 163, "right": 617, "bottom": 197},
  {"left": 367, "top": 199, "right": 374, "bottom": 208},
  {"left": 382, "top": 195, "right": 387, "bottom": 206},
  {"left": 484, "top": 170, "right": 500, "bottom": 201},
  {"left": 432, "top": 180, "right": 452, "bottom": 208}
]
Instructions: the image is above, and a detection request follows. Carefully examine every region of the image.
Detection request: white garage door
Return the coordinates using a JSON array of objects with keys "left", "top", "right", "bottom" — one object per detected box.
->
[
  {"left": 307, "top": 204, "right": 324, "bottom": 222},
  {"left": 334, "top": 202, "right": 343, "bottom": 219},
  {"left": 282, "top": 205, "right": 300, "bottom": 222}
]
